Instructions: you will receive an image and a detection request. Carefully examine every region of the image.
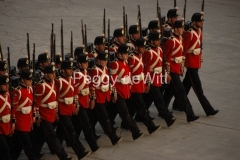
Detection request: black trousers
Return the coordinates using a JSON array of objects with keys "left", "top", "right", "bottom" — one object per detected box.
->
[
  {"left": 11, "top": 130, "right": 37, "bottom": 160},
  {"left": 72, "top": 107, "right": 98, "bottom": 151},
  {"left": 182, "top": 68, "right": 215, "bottom": 114},
  {"left": 0, "top": 134, "right": 11, "bottom": 160},
  {"left": 163, "top": 72, "right": 195, "bottom": 117},
  {"left": 41, "top": 120, "right": 68, "bottom": 160},
  {"left": 56, "top": 115, "right": 86, "bottom": 159},
  {"left": 115, "top": 95, "right": 140, "bottom": 135},
  {"left": 131, "top": 93, "right": 156, "bottom": 129},
  {"left": 95, "top": 102, "right": 119, "bottom": 143}
]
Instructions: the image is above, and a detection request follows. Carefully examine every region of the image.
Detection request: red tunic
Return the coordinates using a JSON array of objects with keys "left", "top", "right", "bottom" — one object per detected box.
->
[
  {"left": 12, "top": 85, "right": 33, "bottom": 132},
  {"left": 90, "top": 65, "right": 111, "bottom": 103},
  {"left": 143, "top": 47, "right": 163, "bottom": 87},
  {"left": 183, "top": 28, "right": 202, "bottom": 68},
  {"left": 74, "top": 69, "right": 90, "bottom": 108},
  {"left": 110, "top": 59, "right": 131, "bottom": 99},
  {"left": 35, "top": 79, "right": 57, "bottom": 123},
  {"left": 165, "top": 34, "right": 183, "bottom": 74},
  {"left": 0, "top": 92, "right": 11, "bottom": 135},
  {"left": 56, "top": 76, "right": 75, "bottom": 116},
  {"left": 128, "top": 53, "right": 145, "bottom": 93}
]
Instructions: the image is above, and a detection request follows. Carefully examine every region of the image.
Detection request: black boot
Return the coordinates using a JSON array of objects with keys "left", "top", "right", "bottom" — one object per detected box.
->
[
  {"left": 187, "top": 115, "right": 199, "bottom": 122},
  {"left": 148, "top": 125, "right": 161, "bottom": 134},
  {"left": 132, "top": 132, "right": 144, "bottom": 140}
]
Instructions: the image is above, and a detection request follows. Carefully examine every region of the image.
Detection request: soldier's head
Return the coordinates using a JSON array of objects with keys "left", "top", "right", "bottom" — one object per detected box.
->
[
  {"left": 38, "top": 51, "right": 50, "bottom": 69},
  {"left": 191, "top": 12, "right": 204, "bottom": 28},
  {"left": 134, "top": 38, "right": 146, "bottom": 54},
  {"left": 149, "top": 31, "right": 161, "bottom": 47},
  {"left": 61, "top": 59, "right": 73, "bottom": 77},
  {"left": 129, "top": 24, "right": 140, "bottom": 41},
  {"left": 0, "top": 60, "right": 7, "bottom": 75},
  {"left": 55, "top": 53, "right": 62, "bottom": 69},
  {"left": 113, "top": 27, "right": 125, "bottom": 44},
  {"left": 43, "top": 64, "right": 56, "bottom": 81},
  {"left": 20, "top": 69, "right": 33, "bottom": 87},
  {"left": 77, "top": 53, "right": 88, "bottom": 70},
  {"left": 74, "top": 46, "right": 85, "bottom": 60},
  {"left": 0, "top": 75, "right": 9, "bottom": 92},
  {"left": 173, "top": 19, "right": 185, "bottom": 35},
  {"left": 17, "top": 57, "right": 30, "bottom": 72},
  {"left": 167, "top": 7, "right": 179, "bottom": 25},
  {"left": 96, "top": 51, "right": 108, "bottom": 67},
  {"left": 94, "top": 35, "right": 106, "bottom": 51},
  {"left": 148, "top": 20, "right": 160, "bottom": 32},
  {"left": 117, "top": 44, "right": 129, "bottom": 60}
]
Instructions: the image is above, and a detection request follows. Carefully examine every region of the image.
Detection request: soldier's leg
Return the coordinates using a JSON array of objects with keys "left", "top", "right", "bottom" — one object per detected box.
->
[
  {"left": 132, "top": 93, "right": 161, "bottom": 133},
  {"left": 31, "top": 123, "right": 45, "bottom": 155},
  {"left": 116, "top": 95, "right": 143, "bottom": 140},
  {"left": 0, "top": 134, "right": 12, "bottom": 160},
  {"left": 186, "top": 68, "right": 218, "bottom": 115},
  {"left": 78, "top": 107, "right": 99, "bottom": 152},
  {"left": 121, "top": 97, "right": 137, "bottom": 130},
  {"left": 106, "top": 101, "right": 118, "bottom": 125},
  {"left": 71, "top": 114, "right": 82, "bottom": 139},
  {"left": 87, "top": 108, "right": 101, "bottom": 140},
  {"left": 170, "top": 73, "right": 199, "bottom": 122},
  {"left": 41, "top": 120, "right": 69, "bottom": 160},
  {"left": 95, "top": 103, "right": 121, "bottom": 145},
  {"left": 58, "top": 116, "right": 88, "bottom": 159},
  {"left": 15, "top": 130, "right": 37, "bottom": 160}
]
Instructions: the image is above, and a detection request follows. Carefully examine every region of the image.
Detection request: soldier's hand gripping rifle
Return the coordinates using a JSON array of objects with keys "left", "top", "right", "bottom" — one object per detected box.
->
[
  {"left": 61, "top": 19, "right": 64, "bottom": 60},
  {"left": 137, "top": 5, "right": 142, "bottom": 38},
  {"left": 0, "top": 42, "right": 3, "bottom": 61}
]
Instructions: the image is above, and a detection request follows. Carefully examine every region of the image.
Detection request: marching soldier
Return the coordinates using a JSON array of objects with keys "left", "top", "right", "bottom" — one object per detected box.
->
[
  {"left": 128, "top": 24, "right": 140, "bottom": 50},
  {"left": 0, "top": 61, "right": 8, "bottom": 75},
  {"left": 37, "top": 51, "right": 50, "bottom": 77},
  {"left": 163, "top": 20, "right": 199, "bottom": 122},
  {"left": 73, "top": 54, "right": 100, "bottom": 152},
  {"left": 55, "top": 59, "right": 90, "bottom": 159},
  {"left": 89, "top": 51, "right": 122, "bottom": 145},
  {"left": 109, "top": 27, "right": 125, "bottom": 53},
  {"left": 55, "top": 53, "right": 63, "bottom": 69},
  {"left": 164, "top": 7, "right": 179, "bottom": 29},
  {"left": 173, "top": 12, "right": 218, "bottom": 116},
  {"left": 142, "top": 31, "right": 176, "bottom": 127},
  {"left": 110, "top": 44, "right": 144, "bottom": 140},
  {"left": 89, "top": 35, "right": 106, "bottom": 58},
  {"left": 0, "top": 75, "right": 14, "bottom": 160},
  {"left": 35, "top": 64, "right": 72, "bottom": 160},
  {"left": 11, "top": 69, "right": 37, "bottom": 160},
  {"left": 17, "top": 57, "right": 30, "bottom": 75},
  {"left": 128, "top": 37, "right": 161, "bottom": 133}
]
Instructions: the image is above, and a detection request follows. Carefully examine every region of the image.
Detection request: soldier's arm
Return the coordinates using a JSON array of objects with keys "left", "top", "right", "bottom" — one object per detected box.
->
[
  {"left": 183, "top": 31, "right": 192, "bottom": 59},
  {"left": 143, "top": 50, "right": 151, "bottom": 85},
  {"left": 164, "top": 39, "right": 174, "bottom": 74},
  {"left": 89, "top": 68, "right": 99, "bottom": 100},
  {"left": 35, "top": 82, "right": 43, "bottom": 118},
  {"left": 11, "top": 88, "right": 20, "bottom": 123}
]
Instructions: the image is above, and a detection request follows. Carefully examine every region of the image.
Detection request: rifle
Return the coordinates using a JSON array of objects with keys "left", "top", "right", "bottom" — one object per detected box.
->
[
  {"left": 0, "top": 42, "right": 3, "bottom": 60},
  {"left": 201, "top": 0, "right": 205, "bottom": 31},
  {"left": 32, "top": 43, "right": 36, "bottom": 110},
  {"left": 81, "top": 20, "right": 85, "bottom": 47},
  {"left": 50, "top": 23, "right": 54, "bottom": 62},
  {"left": 27, "top": 33, "right": 30, "bottom": 64},
  {"left": 125, "top": 14, "right": 129, "bottom": 42},
  {"left": 174, "top": 0, "right": 177, "bottom": 8},
  {"left": 70, "top": 31, "right": 73, "bottom": 58},
  {"left": 7, "top": 47, "right": 13, "bottom": 103},
  {"left": 157, "top": 0, "right": 159, "bottom": 18},
  {"left": 123, "top": 6, "right": 126, "bottom": 41},
  {"left": 158, "top": 6, "right": 167, "bottom": 83},
  {"left": 61, "top": 19, "right": 64, "bottom": 60},
  {"left": 103, "top": 9, "right": 106, "bottom": 35},
  {"left": 183, "top": 0, "right": 187, "bottom": 21},
  {"left": 107, "top": 18, "right": 111, "bottom": 88},
  {"left": 84, "top": 24, "right": 87, "bottom": 53},
  {"left": 53, "top": 33, "right": 56, "bottom": 63},
  {"left": 137, "top": 5, "right": 142, "bottom": 37}
]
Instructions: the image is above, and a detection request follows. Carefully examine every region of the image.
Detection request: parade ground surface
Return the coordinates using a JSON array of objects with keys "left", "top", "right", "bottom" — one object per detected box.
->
[{"left": 1, "top": 0, "right": 240, "bottom": 159}]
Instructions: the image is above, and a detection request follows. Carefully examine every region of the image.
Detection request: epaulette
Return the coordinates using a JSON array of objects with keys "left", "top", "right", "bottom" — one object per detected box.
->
[
  {"left": 187, "top": 28, "right": 192, "bottom": 32},
  {"left": 37, "top": 80, "right": 44, "bottom": 84},
  {"left": 15, "top": 86, "right": 21, "bottom": 90},
  {"left": 91, "top": 51, "right": 96, "bottom": 54},
  {"left": 113, "top": 58, "right": 118, "bottom": 62},
  {"left": 129, "top": 53, "right": 134, "bottom": 57},
  {"left": 146, "top": 47, "right": 150, "bottom": 51},
  {"left": 90, "top": 65, "right": 96, "bottom": 70},
  {"left": 111, "top": 44, "right": 115, "bottom": 48}
]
